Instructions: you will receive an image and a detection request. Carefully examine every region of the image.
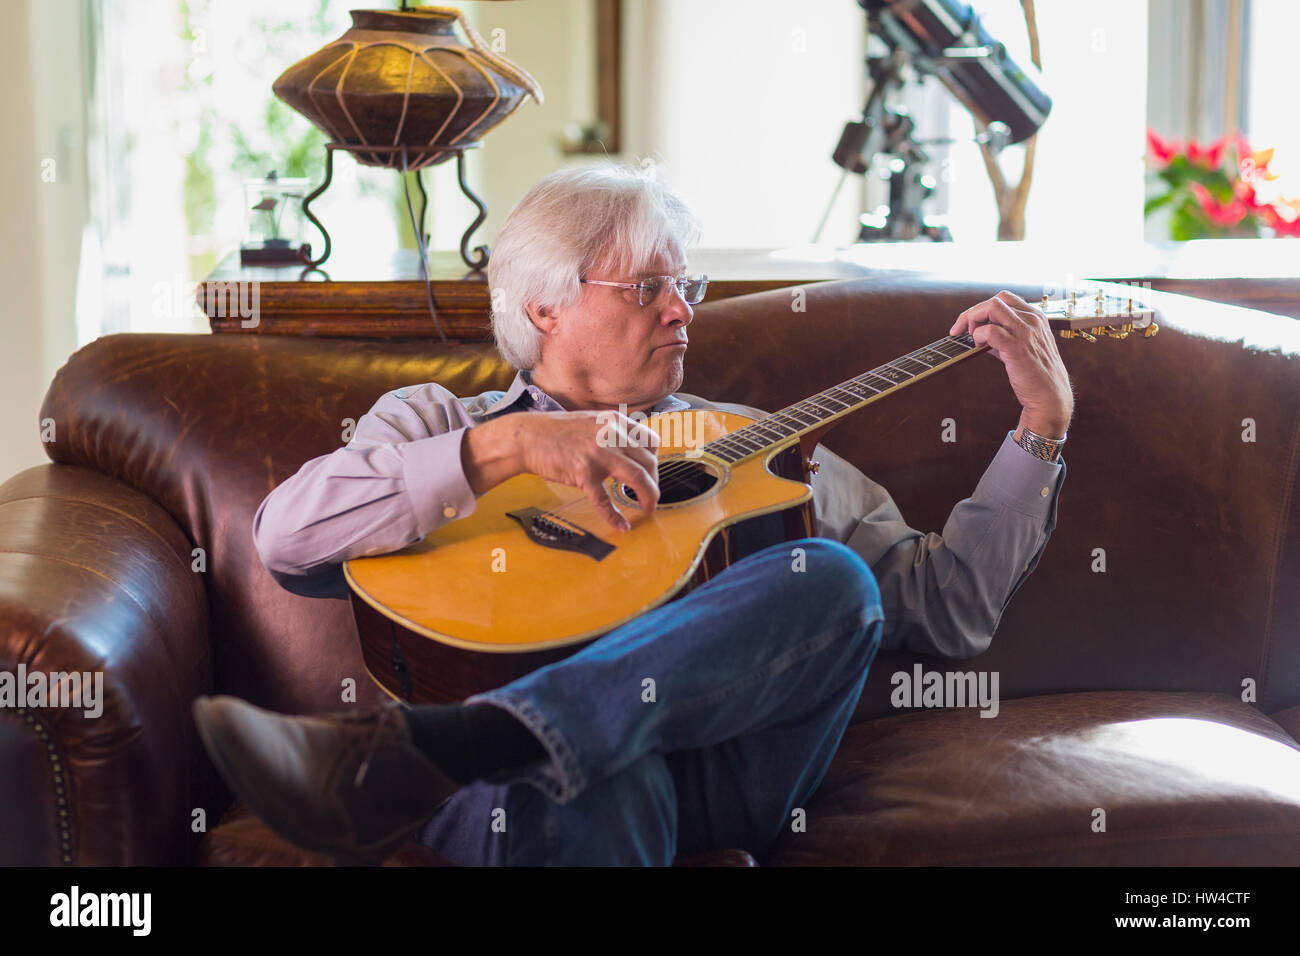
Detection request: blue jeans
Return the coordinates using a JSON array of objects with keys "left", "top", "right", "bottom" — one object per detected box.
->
[{"left": 418, "top": 537, "right": 884, "bottom": 865}]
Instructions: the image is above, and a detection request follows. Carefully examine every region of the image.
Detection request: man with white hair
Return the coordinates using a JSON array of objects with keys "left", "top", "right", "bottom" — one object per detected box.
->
[{"left": 194, "top": 163, "right": 1072, "bottom": 866}]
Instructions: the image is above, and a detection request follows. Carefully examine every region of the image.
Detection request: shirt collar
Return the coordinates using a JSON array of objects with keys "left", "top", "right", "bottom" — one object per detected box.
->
[
  {"left": 483, "top": 369, "right": 692, "bottom": 417},
  {"left": 481, "top": 369, "right": 537, "bottom": 416}
]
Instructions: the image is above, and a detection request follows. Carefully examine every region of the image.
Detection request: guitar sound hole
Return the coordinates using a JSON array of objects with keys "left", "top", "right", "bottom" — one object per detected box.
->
[{"left": 623, "top": 460, "right": 719, "bottom": 505}]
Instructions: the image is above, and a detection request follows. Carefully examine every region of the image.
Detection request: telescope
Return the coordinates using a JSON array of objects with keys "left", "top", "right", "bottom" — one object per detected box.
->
[
  {"left": 862, "top": 0, "right": 1051, "bottom": 145},
  {"left": 820, "top": 0, "right": 1053, "bottom": 242}
]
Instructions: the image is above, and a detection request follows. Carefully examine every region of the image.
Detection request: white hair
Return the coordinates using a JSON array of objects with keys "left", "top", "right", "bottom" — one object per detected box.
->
[{"left": 486, "top": 162, "right": 702, "bottom": 370}]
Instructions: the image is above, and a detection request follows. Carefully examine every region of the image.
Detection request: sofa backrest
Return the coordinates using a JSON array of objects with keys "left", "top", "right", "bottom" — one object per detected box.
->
[
  {"left": 39, "top": 275, "right": 1300, "bottom": 718},
  {"left": 683, "top": 275, "right": 1300, "bottom": 720}
]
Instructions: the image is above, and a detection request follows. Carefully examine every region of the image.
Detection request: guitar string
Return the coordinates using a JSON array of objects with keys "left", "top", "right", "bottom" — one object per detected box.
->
[
  {"left": 530, "top": 326, "right": 1003, "bottom": 525},
  {"left": 532, "top": 331, "right": 978, "bottom": 527},
  {"left": 525, "top": 300, "right": 1142, "bottom": 531}
]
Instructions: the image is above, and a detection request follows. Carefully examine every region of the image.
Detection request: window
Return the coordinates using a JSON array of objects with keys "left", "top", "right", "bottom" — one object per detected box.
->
[{"left": 78, "top": 0, "right": 473, "bottom": 342}]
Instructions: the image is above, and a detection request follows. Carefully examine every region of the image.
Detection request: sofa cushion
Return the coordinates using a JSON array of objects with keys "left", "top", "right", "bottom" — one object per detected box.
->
[
  {"left": 684, "top": 278, "right": 1300, "bottom": 721},
  {"left": 198, "top": 801, "right": 757, "bottom": 866},
  {"left": 197, "top": 801, "right": 452, "bottom": 866},
  {"left": 1272, "top": 704, "right": 1300, "bottom": 744},
  {"left": 770, "top": 689, "right": 1300, "bottom": 865}
]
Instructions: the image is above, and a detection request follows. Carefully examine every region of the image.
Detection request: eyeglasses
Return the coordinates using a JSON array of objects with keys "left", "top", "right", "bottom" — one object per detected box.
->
[{"left": 580, "top": 273, "right": 709, "bottom": 307}]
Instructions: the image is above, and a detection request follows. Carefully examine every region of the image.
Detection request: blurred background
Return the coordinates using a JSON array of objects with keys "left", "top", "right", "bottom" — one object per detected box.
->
[{"left": 2, "top": 0, "right": 1294, "bottom": 480}]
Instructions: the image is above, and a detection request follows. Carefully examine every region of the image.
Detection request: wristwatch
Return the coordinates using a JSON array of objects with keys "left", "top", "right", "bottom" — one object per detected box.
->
[{"left": 1015, "top": 426, "right": 1066, "bottom": 462}]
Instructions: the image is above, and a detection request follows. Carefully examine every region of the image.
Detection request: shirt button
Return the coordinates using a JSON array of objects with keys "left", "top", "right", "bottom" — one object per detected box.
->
[
  {"left": 443, "top": 505, "right": 458, "bottom": 518},
  {"left": 1040, "top": 487, "right": 1050, "bottom": 498}
]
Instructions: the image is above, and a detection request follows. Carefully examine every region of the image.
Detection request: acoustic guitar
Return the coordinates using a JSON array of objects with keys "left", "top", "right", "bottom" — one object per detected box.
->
[{"left": 346, "top": 292, "right": 1159, "bottom": 704}]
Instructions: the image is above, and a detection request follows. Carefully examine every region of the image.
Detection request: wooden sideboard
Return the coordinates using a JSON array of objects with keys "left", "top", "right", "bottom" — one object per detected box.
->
[
  {"left": 196, "top": 248, "right": 864, "bottom": 339},
  {"left": 198, "top": 243, "right": 1299, "bottom": 338}
]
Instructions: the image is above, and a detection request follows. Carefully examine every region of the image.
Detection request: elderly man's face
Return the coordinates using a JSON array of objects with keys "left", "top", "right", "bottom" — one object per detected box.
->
[{"left": 530, "top": 241, "right": 693, "bottom": 414}]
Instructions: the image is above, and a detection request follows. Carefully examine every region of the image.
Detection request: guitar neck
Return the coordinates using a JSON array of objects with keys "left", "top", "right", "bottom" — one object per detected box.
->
[{"left": 702, "top": 331, "right": 989, "bottom": 464}]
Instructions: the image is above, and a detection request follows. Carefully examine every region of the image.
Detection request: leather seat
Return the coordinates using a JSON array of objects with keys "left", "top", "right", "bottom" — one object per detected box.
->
[
  {"left": 771, "top": 690, "right": 1300, "bottom": 865},
  {"left": 200, "top": 803, "right": 757, "bottom": 867}
]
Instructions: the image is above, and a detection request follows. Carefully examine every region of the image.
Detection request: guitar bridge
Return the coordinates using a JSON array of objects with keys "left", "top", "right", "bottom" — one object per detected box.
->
[{"left": 506, "top": 507, "right": 615, "bottom": 561}]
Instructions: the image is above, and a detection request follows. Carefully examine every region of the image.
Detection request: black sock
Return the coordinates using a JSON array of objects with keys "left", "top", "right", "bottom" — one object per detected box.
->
[{"left": 402, "top": 702, "right": 545, "bottom": 784}]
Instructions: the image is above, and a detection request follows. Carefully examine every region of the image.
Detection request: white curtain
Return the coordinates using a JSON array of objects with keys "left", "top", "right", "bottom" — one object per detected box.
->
[{"left": 1146, "top": 0, "right": 1252, "bottom": 144}]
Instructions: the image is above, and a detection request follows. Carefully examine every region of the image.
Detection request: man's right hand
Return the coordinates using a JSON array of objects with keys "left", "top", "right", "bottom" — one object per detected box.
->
[{"left": 461, "top": 412, "right": 660, "bottom": 532}]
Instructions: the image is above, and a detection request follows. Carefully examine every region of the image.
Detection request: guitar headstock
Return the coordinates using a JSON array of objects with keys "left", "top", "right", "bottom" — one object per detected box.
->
[{"left": 1040, "top": 289, "right": 1160, "bottom": 342}]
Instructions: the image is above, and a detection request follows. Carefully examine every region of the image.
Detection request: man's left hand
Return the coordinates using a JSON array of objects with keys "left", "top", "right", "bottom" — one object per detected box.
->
[{"left": 949, "top": 290, "right": 1074, "bottom": 437}]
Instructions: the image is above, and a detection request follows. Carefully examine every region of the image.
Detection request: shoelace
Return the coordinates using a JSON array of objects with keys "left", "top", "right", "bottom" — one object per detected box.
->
[{"left": 353, "top": 702, "right": 405, "bottom": 788}]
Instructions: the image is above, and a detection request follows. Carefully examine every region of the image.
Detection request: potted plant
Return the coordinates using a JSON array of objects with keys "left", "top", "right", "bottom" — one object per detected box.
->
[{"left": 1145, "top": 129, "right": 1300, "bottom": 239}]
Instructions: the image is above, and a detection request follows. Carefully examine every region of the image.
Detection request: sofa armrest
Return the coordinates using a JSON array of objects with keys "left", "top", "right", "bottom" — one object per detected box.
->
[{"left": 0, "top": 465, "right": 213, "bottom": 864}]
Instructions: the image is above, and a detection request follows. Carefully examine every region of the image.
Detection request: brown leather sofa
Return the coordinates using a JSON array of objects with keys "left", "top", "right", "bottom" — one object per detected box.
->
[{"left": 3, "top": 273, "right": 1299, "bottom": 866}]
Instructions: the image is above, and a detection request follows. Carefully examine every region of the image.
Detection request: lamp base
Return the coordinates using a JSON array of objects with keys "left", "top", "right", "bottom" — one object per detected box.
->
[{"left": 299, "top": 143, "right": 490, "bottom": 274}]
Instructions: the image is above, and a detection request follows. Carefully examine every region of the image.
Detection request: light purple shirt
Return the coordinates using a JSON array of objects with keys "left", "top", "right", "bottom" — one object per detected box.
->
[{"left": 253, "top": 368, "right": 1066, "bottom": 659}]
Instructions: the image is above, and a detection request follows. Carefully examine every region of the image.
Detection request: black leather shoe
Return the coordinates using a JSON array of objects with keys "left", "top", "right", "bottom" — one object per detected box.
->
[{"left": 193, "top": 695, "right": 461, "bottom": 866}]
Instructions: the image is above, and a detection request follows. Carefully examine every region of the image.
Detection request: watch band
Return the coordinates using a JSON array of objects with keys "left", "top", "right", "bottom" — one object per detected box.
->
[{"left": 1015, "top": 426, "right": 1066, "bottom": 462}]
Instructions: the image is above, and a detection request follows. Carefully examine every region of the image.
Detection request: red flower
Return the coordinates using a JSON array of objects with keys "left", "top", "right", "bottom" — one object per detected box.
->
[
  {"left": 1232, "top": 178, "right": 1272, "bottom": 213},
  {"left": 1147, "top": 128, "right": 1292, "bottom": 238},
  {"left": 1146, "top": 128, "right": 1181, "bottom": 165},
  {"left": 1233, "top": 132, "right": 1280, "bottom": 182},
  {"left": 1234, "top": 132, "right": 1253, "bottom": 165},
  {"left": 1263, "top": 203, "right": 1300, "bottom": 237},
  {"left": 1187, "top": 136, "right": 1228, "bottom": 169},
  {"left": 1189, "top": 182, "right": 1250, "bottom": 226}
]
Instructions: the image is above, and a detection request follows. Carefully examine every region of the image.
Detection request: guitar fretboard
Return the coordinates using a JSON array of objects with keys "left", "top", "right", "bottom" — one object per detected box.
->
[{"left": 704, "top": 331, "right": 983, "bottom": 463}]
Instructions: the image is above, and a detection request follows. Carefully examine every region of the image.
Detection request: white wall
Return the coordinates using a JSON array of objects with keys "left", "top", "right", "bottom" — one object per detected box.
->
[
  {"left": 441, "top": 0, "right": 597, "bottom": 250},
  {"left": 629, "top": 0, "right": 868, "bottom": 248},
  {"left": 459, "top": 0, "right": 868, "bottom": 251},
  {"left": 0, "top": 0, "right": 87, "bottom": 484},
  {"left": 1247, "top": 0, "right": 1300, "bottom": 195}
]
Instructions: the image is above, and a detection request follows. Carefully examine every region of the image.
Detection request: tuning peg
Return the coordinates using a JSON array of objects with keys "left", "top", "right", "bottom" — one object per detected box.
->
[
  {"left": 1142, "top": 322, "right": 1159, "bottom": 337},
  {"left": 1060, "top": 328, "right": 1096, "bottom": 342},
  {"left": 1094, "top": 289, "right": 1104, "bottom": 316},
  {"left": 1104, "top": 325, "right": 1130, "bottom": 339}
]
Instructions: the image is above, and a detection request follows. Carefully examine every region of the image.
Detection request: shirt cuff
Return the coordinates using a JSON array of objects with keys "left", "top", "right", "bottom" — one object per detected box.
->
[
  {"left": 399, "top": 426, "right": 479, "bottom": 537},
  {"left": 973, "top": 430, "right": 1065, "bottom": 517}
]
